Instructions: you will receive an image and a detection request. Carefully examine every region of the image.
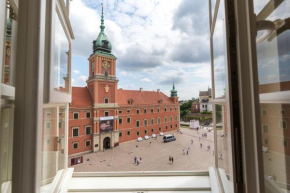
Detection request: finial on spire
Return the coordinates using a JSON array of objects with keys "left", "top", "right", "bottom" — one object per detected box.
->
[{"left": 100, "top": 2, "right": 105, "bottom": 33}]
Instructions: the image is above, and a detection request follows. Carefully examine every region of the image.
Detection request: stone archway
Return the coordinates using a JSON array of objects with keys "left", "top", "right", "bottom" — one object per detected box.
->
[{"left": 103, "top": 137, "right": 111, "bottom": 149}]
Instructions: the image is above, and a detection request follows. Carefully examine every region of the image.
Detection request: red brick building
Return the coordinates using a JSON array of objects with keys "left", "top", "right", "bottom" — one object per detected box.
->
[{"left": 68, "top": 8, "right": 179, "bottom": 156}]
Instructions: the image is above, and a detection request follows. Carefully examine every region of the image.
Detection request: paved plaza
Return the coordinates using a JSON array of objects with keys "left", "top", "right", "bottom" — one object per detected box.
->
[{"left": 70, "top": 127, "right": 221, "bottom": 172}]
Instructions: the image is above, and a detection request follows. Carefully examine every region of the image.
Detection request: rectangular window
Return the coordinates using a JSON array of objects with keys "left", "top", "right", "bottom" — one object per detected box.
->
[
  {"left": 59, "top": 112, "right": 63, "bottom": 116},
  {"left": 86, "top": 140, "right": 91, "bottom": 147},
  {"left": 137, "top": 109, "right": 140, "bottom": 114},
  {"left": 144, "top": 119, "right": 147, "bottom": 126},
  {"left": 157, "top": 117, "right": 160, "bottom": 124},
  {"left": 175, "top": 124, "right": 177, "bottom": 127},
  {"left": 151, "top": 128, "right": 154, "bottom": 132},
  {"left": 263, "top": 124, "right": 269, "bottom": 133},
  {"left": 73, "top": 142, "right": 78, "bottom": 149},
  {"left": 282, "top": 139, "right": 288, "bottom": 147},
  {"left": 137, "top": 131, "right": 140, "bottom": 135},
  {"left": 127, "top": 109, "right": 130, "bottom": 113},
  {"left": 136, "top": 120, "right": 140, "bottom": 127},
  {"left": 280, "top": 110, "right": 286, "bottom": 115},
  {"left": 104, "top": 98, "right": 109, "bottom": 103},
  {"left": 164, "top": 107, "right": 167, "bottom": 112},
  {"left": 46, "top": 138, "right": 51, "bottom": 145},
  {"left": 119, "top": 110, "right": 122, "bottom": 114},
  {"left": 157, "top": 108, "right": 160, "bottom": 112},
  {"left": 151, "top": 118, "right": 154, "bottom": 125},
  {"left": 144, "top": 108, "right": 147, "bottom": 114},
  {"left": 86, "top": 112, "right": 91, "bottom": 118},
  {"left": 262, "top": 109, "right": 267, "bottom": 116},
  {"left": 85, "top": 126, "right": 91, "bottom": 135},
  {"left": 46, "top": 112, "right": 51, "bottom": 117},
  {"left": 171, "top": 125, "right": 173, "bottom": 129},
  {"left": 159, "top": 127, "right": 161, "bottom": 131},
  {"left": 165, "top": 117, "right": 167, "bottom": 123},
  {"left": 127, "top": 130, "right": 131, "bottom": 136},
  {"left": 151, "top": 108, "right": 154, "bottom": 113},
  {"left": 119, "top": 118, "right": 123, "bottom": 124},
  {"left": 105, "top": 111, "right": 109, "bottom": 117},
  {"left": 73, "top": 112, "right": 79, "bottom": 119},
  {"left": 144, "top": 129, "right": 147, "bottom": 134},
  {"left": 166, "top": 126, "right": 168, "bottom": 130},
  {"left": 127, "top": 117, "right": 131, "bottom": 123},
  {"left": 170, "top": 117, "right": 173, "bottom": 122},
  {"left": 58, "top": 121, "right": 62, "bottom": 129},
  {"left": 264, "top": 138, "right": 269, "bottom": 145},
  {"left": 119, "top": 132, "right": 122, "bottom": 137},
  {"left": 280, "top": 121, "right": 287, "bottom": 129},
  {"left": 175, "top": 116, "right": 177, "bottom": 121},
  {"left": 72, "top": 128, "right": 79, "bottom": 137},
  {"left": 170, "top": 107, "right": 172, "bottom": 111},
  {"left": 45, "top": 121, "right": 51, "bottom": 129}
]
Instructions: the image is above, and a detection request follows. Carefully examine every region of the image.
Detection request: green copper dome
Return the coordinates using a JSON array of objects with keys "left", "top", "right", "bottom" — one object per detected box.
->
[
  {"left": 171, "top": 82, "right": 178, "bottom": 97},
  {"left": 92, "top": 6, "right": 112, "bottom": 53}
]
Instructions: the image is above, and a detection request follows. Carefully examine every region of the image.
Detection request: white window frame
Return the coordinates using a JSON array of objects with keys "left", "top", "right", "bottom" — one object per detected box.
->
[
  {"left": 262, "top": 124, "right": 269, "bottom": 133},
  {"left": 45, "top": 121, "right": 51, "bottom": 129},
  {"left": 136, "top": 120, "right": 140, "bottom": 127},
  {"left": 127, "top": 109, "right": 130, "bottom": 113},
  {"left": 85, "top": 140, "right": 91, "bottom": 147},
  {"left": 73, "top": 112, "right": 79, "bottom": 119},
  {"left": 46, "top": 111, "right": 51, "bottom": 116},
  {"left": 127, "top": 130, "right": 131, "bottom": 136},
  {"left": 86, "top": 111, "right": 91, "bottom": 118},
  {"left": 127, "top": 117, "right": 131, "bottom": 123},
  {"left": 72, "top": 127, "right": 79, "bottom": 137},
  {"left": 136, "top": 109, "right": 140, "bottom": 114},
  {"left": 262, "top": 109, "right": 267, "bottom": 116},
  {"left": 46, "top": 138, "right": 51, "bottom": 145},
  {"left": 105, "top": 111, "right": 109, "bottom": 117},
  {"left": 144, "top": 119, "right": 147, "bottom": 126},
  {"left": 104, "top": 98, "right": 109, "bottom": 103},
  {"left": 279, "top": 120, "right": 287, "bottom": 129},
  {"left": 119, "top": 118, "right": 123, "bottom": 124},
  {"left": 85, "top": 126, "right": 91, "bottom": 135},
  {"left": 282, "top": 139, "right": 288, "bottom": 147},
  {"left": 73, "top": 142, "right": 79, "bottom": 149},
  {"left": 151, "top": 118, "right": 154, "bottom": 125}
]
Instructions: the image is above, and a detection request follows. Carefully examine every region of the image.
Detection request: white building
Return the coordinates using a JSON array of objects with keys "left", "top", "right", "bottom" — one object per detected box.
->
[{"left": 199, "top": 88, "right": 212, "bottom": 112}]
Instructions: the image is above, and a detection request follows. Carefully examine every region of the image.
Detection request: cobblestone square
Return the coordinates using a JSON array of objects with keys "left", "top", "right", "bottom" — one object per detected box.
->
[{"left": 71, "top": 127, "right": 216, "bottom": 172}]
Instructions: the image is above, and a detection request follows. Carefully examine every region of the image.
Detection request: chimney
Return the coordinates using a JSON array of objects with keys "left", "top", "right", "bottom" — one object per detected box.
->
[
  {"left": 140, "top": 88, "right": 143, "bottom": 92},
  {"left": 157, "top": 89, "right": 160, "bottom": 93}
]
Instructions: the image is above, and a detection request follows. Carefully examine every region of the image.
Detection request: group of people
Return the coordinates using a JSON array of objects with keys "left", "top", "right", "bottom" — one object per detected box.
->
[
  {"left": 169, "top": 156, "right": 174, "bottom": 164},
  {"left": 201, "top": 133, "right": 207, "bottom": 137},
  {"left": 134, "top": 156, "right": 142, "bottom": 165}
]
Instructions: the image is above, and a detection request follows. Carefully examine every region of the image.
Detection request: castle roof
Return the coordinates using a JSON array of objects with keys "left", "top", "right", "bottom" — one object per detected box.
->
[
  {"left": 116, "top": 89, "right": 175, "bottom": 106},
  {"left": 71, "top": 87, "right": 93, "bottom": 108}
]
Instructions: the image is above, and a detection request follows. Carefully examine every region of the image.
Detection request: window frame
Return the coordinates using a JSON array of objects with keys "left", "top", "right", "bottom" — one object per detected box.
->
[
  {"left": 104, "top": 98, "right": 109, "bottom": 103},
  {"left": 105, "top": 111, "right": 109, "bottom": 117},
  {"left": 85, "top": 140, "right": 91, "bottom": 147},
  {"left": 73, "top": 142, "right": 79, "bottom": 149},
  {"left": 85, "top": 126, "right": 91, "bottom": 135},
  {"left": 86, "top": 111, "right": 91, "bottom": 118},
  {"left": 136, "top": 120, "right": 140, "bottom": 127},
  {"left": 119, "top": 118, "right": 123, "bottom": 124},
  {"left": 127, "top": 117, "right": 131, "bottom": 123},
  {"left": 72, "top": 127, "right": 79, "bottom": 137},
  {"left": 73, "top": 112, "right": 79, "bottom": 119}
]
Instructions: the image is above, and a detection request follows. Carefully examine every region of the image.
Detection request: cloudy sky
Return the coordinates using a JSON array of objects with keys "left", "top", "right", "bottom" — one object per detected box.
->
[{"left": 70, "top": 0, "right": 211, "bottom": 100}]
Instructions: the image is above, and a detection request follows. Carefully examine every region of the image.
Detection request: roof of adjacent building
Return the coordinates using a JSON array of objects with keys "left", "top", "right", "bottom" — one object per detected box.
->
[
  {"left": 117, "top": 89, "right": 175, "bottom": 106},
  {"left": 199, "top": 88, "right": 212, "bottom": 97},
  {"left": 71, "top": 87, "right": 93, "bottom": 108}
]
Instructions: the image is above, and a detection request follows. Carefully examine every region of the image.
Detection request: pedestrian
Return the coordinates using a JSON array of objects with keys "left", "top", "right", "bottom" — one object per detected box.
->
[
  {"left": 187, "top": 150, "right": 188, "bottom": 155},
  {"left": 191, "top": 139, "right": 193, "bottom": 144},
  {"left": 219, "top": 153, "right": 223, "bottom": 160},
  {"left": 207, "top": 144, "right": 210, "bottom": 151},
  {"left": 137, "top": 158, "right": 140, "bottom": 165},
  {"left": 183, "top": 148, "right": 185, "bottom": 155},
  {"left": 172, "top": 157, "right": 174, "bottom": 164},
  {"left": 169, "top": 156, "right": 172, "bottom": 163},
  {"left": 134, "top": 156, "right": 137, "bottom": 164},
  {"left": 187, "top": 146, "right": 190, "bottom": 155},
  {"left": 212, "top": 150, "right": 215, "bottom": 156},
  {"left": 140, "top": 157, "right": 142, "bottom": 163},
  {"left": 200, "top": 143, "right": 202, "bottom": 148}
]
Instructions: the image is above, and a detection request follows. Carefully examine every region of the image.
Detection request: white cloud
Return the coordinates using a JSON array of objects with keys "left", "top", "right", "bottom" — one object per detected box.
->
[
  {"left": 141, "top": 78, "right": 151, "bottom": 82},
  {"left": 78, "top": 75, "right": 88, "bottom": 82},
  {"left": 73, "top": 70, "right": 80, "bottom": 74}
]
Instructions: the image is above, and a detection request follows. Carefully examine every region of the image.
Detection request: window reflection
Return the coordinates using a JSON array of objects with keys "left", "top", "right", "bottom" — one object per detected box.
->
[
  {"left": 41, "top": 106, "right": 66, "bottom": 188},
  {"left": 54, "top": 10, "right": 69, "bottom": 93},
  {"left": 213, "top": 0, "right": 226, "bottom": 99},
  {"left": 255, "top": 0, "right": 290, "bottom": 192}
]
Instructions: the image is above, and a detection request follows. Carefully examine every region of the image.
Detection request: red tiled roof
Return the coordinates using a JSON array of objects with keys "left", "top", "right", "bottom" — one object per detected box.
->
[
  {"left": 71, "top": 87, "right": 93, "bottom": 108},
  {"left": 117, "top": 89, "right": 174, "bottom": 106}
]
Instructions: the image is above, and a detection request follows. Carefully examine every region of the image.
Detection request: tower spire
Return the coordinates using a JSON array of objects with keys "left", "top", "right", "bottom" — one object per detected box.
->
[{"left": 100, "top": 2, "right": 105, "bottom": 33}]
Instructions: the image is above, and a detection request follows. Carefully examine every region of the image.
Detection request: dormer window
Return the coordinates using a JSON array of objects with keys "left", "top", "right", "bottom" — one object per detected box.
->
[
  {"left": 102, "top": 40, "right": 109, "bottom": 48},
  {"left": 128, "top": 98, "right": 134, "bottom": 105}
]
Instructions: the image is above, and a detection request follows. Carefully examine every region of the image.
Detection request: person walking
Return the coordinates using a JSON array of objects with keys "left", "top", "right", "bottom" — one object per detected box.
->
[
  {"left": 137, "top": 158, "right": 140, "bottom": 165},
  {"left": 191, "top": 139, "right": 193, "bottom": 144},
  {"left": 169, "top": 156, "right": 172, "bottom": 163},
  {"left": 140, "top": 157, "right": 142, "bottom": 163},
  {"left": 172, "top": 157, "right": 174, "bottom": 164},
  {"left": 134, "top": 156, "right": 137, "bottom": 164},
  {"left": 200, "top": 143, "right": 202, "bottom": 148},
  {"left": 183, "top": 148, "right": 185, "bottom": 155},
  {"left": 187, "top": 146, "right": 190, "bottom": 155}
]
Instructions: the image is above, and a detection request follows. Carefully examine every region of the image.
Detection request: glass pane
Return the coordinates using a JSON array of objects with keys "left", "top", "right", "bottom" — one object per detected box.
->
[
  {"left": 54, "top": 10, "right": 69, "bottom": 93},
  {"left": 213, "top": 0, "right": 227, "bottom": 99},
  {"left": 215, "top": 103, "right": 231, "bottom": 191},
  {"left": 41, "top": 106, "right": 66, "bottom": 189},
  {"left": 254, "top": 0, "right": 290, "bottom": 192},
  {"left": 0, "top": 106, "right": 14, "bottom": 191},
  {"left": 2, "top": 4, "right": 14, "bottom": 86}
]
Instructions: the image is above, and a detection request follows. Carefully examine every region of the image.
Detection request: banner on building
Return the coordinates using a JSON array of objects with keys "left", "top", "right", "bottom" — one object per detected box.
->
[{"left": 100, "top": 116, "right": 114, "bottom": 133}]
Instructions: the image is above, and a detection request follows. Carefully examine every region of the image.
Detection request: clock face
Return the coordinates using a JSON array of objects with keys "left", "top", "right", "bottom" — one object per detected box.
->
[{"left": 102, "top": 60, "right": 111, "bottom": 70}]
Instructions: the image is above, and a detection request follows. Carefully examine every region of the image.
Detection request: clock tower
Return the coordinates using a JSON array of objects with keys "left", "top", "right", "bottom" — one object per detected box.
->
[{"left": 86, "top": 6, "right": 119, "bottom": 152}]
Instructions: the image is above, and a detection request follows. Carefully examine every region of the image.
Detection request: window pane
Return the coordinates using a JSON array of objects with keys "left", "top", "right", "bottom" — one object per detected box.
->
[
  {"left": 0, "top": 107, "right": 14, "bottom": 189},
  {"left": 254, "top": 0, "right": 290, "bottom": 191},
  {"left": 54, "top": 10, "right": 69, "bottom": 93},
  {"left": 41, "top": 106, "right": 66, "bottom": 187},
  {"left": 213, "top": 0, "right": 226, "bottom": 99}
]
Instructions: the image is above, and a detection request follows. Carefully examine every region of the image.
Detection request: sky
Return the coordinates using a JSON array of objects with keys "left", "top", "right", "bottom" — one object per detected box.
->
[{"left": 70, "top": 0, "right": 211, "bottom": 100}]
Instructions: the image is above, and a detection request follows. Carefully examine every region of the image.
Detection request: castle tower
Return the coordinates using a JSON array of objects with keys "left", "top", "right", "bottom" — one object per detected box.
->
[
  {"left": 87, "top": 5, "right": 118, "bottom": 107},
  {"left": 170, "top": 81, "right": 178, "bottom": 103}
]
